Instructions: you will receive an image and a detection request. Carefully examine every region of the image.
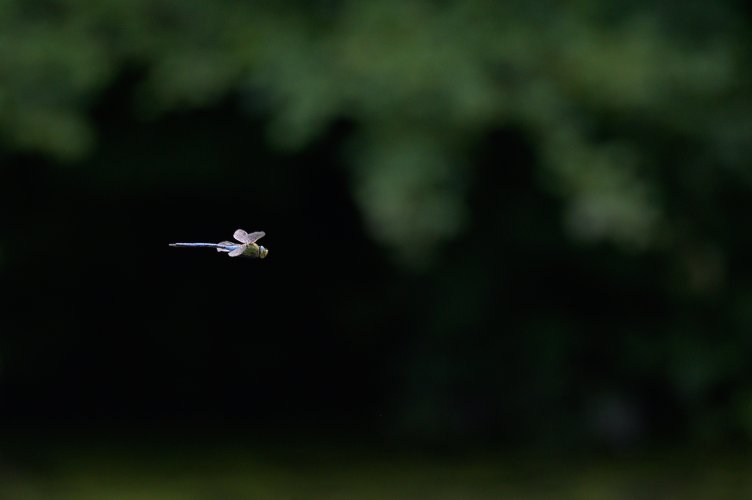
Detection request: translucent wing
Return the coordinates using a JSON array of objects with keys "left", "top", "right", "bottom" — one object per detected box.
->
[
  {"left": 233, "top": 229, "right": 250, "bottom": 243},
  {"left": 245, "top": 231, "right": 265, "bottom": 243},
  {"left": 234, "top": 230, "right": 265, "bottom": 244},
  {"left": 228, "top": 245, "right": 246, "bottom": 257},
  {"left": 216, "top": 241, "right": 234, "bottom": 253}
]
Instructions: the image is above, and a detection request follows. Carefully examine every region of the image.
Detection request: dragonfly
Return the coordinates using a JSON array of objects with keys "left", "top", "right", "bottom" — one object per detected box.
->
[{"left": 169, "top": 229, "right": 269, "bottom": 258}]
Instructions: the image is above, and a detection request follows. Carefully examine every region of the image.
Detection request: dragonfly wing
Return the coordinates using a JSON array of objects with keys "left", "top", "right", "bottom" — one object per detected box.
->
[
  {"left": 216, "top": 241, "right": 234, "bottom": 252},
  {"left": 233, "top": 229, "right": 250, "bottom": 243},
  {"left": 228, "top": 245, "right": 246, "bottom": 257},
  {"left": 234, "top": 229, "right": 265, "bottom": 244},
  {"left": 244, "top": 231, "right": 266, "bottom": 244}
]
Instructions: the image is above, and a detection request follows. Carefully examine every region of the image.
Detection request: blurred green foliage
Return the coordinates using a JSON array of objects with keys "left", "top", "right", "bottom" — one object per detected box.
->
[{"left": 3, "top": 0, "right": 749, "bottom": 262}]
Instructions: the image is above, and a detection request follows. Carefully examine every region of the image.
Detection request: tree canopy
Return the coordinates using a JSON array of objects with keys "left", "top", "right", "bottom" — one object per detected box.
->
[{"left": 4, "top": 0, "right": 749, "bottom": 262}]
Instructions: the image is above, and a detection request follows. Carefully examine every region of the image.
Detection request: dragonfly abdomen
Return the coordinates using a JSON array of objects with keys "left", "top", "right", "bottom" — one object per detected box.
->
[{"left": 169, "top": 242, "right": 235, "bottom": 250}]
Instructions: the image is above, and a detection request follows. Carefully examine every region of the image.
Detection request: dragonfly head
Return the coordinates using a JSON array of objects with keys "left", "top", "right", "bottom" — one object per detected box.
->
[{"left": 258, "top": 245, "right": 269, "bottom": 259}]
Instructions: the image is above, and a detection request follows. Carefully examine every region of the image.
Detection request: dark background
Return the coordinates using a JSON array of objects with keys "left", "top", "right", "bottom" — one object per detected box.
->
[{"left": 2, "top": 1, "right": 752, "bottom": 497}]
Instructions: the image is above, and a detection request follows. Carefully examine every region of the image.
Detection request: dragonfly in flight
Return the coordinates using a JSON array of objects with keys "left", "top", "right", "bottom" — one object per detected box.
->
[{"left": 169, "top": 229, "right": 269, "bottom": 258}]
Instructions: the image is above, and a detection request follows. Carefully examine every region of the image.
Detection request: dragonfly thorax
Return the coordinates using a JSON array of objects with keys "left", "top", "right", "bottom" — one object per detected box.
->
[{"left": 242, "top": 242, "right": 268, "bottom": 258}]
